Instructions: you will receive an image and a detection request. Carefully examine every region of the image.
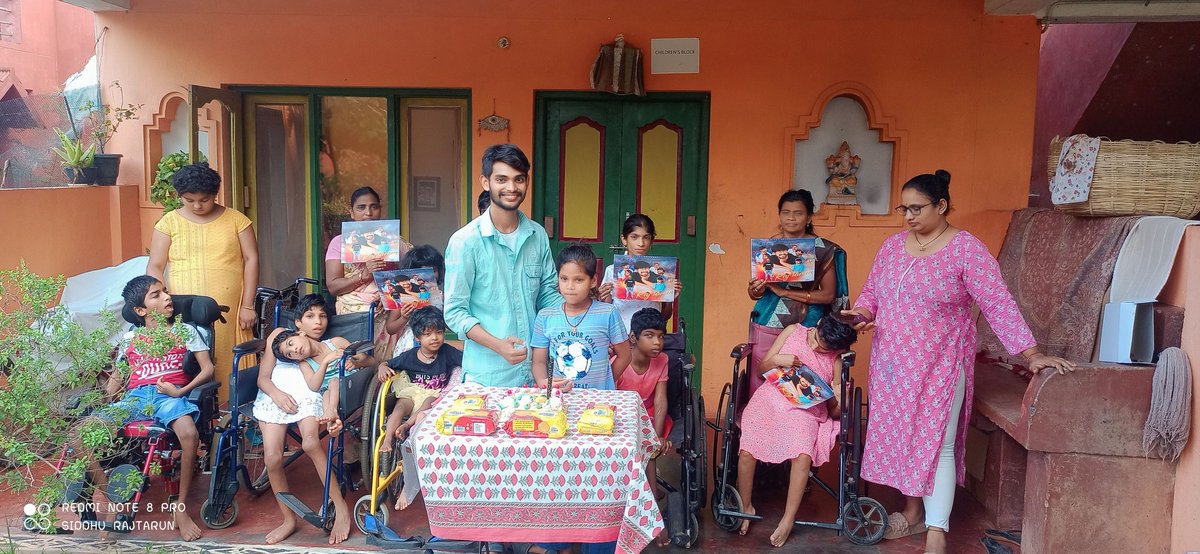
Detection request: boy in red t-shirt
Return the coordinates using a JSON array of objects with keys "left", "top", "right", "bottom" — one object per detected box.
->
[{"left": 93, "top": 275, "right": 213, "bottom": 541}]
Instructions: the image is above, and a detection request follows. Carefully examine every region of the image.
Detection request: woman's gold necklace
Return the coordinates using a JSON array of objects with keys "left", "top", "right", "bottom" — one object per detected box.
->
[{"left": 914, "top": 224, "right": 950, "bottom": 251}]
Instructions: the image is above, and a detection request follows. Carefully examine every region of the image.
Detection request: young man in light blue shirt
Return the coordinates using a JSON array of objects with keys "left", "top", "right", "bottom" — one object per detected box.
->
[{"left": 443, "top": 144, "right": 562, "bottom": 387}]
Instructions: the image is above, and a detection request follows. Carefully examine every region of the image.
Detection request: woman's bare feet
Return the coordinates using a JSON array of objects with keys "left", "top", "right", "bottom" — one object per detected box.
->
[
  {"left": 394, "top": 491, "right": 411, "bottom": 511},
  {"left": 739, "top": 505, "right": 755, "bottom": 536},
  {"left": 174, "top": 509, "right": 203, "bottom": 541},
  {"left": 329, "top": 501, "right": 351, "bottom": 544},
  {"left": 769, "top": 518, "right": 793, "bottom": 547},
  {"left": 266, "top": 517, "right": 297, "bottom": 544}
]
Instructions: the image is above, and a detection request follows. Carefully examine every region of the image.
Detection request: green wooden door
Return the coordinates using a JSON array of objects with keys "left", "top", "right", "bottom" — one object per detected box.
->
[{"left": 534, "top": 93, "right": 709, "bottom": 363}]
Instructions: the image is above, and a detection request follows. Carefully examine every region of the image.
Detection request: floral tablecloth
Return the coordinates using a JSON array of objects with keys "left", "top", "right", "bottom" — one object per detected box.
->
[{"left": 409, "top": 384, "right": 664, "bottom": 553}]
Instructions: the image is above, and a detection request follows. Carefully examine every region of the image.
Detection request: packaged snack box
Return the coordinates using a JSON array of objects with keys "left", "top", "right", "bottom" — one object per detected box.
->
[
  {"left": 577, "top": 403, "right": 615, "bottom": 435},
  {"left": 504, "top": 407, "right": 568, "bottom": 438},
  {"left": 451, "top": 394, "right": 488, "bottom": 410},
  {"left": 435, "top": 408, "right": 497, "bottom": 436}
]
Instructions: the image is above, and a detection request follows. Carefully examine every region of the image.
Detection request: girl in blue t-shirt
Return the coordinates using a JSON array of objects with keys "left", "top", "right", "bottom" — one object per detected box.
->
[{"left": 531, "top": 243, "right": 630, "bottom": 391}]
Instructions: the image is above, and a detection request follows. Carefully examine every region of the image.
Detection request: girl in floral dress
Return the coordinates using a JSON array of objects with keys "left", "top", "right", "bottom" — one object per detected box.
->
[
  {"left": 842, "top": 170, "right": 1075, "bottom": 554},
  {"left": 737, "top": 316, "right": 858, "bottom": 547}
]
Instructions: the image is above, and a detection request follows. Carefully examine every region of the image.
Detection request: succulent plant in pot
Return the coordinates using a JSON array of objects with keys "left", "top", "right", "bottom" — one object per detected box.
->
[{"left": 51, "top": 128, "right": 96, "bottom": 186}]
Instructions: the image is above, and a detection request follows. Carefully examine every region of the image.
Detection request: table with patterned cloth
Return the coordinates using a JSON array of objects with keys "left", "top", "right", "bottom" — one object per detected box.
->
[{"left": 408, "top": 384, "right": 664, "bottom": 554}]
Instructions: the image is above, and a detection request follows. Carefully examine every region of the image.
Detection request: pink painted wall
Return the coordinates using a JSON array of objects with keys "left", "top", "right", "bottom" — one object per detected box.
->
[
  {"left": 1163, "top": 227, "right": 1200, "bottom": 553},
  {"left": 1028, "top": 23, "right": 1133, "bottom": 207},
  {"left": 0, "top": 0, "right": 94, "bottom": 94}
]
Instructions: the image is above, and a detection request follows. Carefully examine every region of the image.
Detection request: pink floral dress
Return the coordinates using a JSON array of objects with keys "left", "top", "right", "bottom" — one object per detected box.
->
[
  {"left": 854, "top": 231, "right": 1035, "bottom": 496},
  {"left": 739, "top": 325, "right": 840, "bottom": 466}
]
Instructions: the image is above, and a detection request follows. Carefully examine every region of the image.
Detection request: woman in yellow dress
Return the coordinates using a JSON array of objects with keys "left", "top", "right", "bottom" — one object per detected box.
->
[{"left": 148, "top": 163, "right": 259, "bottom": 404}]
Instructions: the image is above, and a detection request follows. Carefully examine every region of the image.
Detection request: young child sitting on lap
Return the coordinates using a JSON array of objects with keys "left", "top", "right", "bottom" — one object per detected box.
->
[
  {"left": 92, "top": 275, "right": 211, "bottom": 541},
  {"left": 736, "top": 316, "right": 857, "bottom": 547},
  {"left": 375, "top": 306, "right": 461, "bottom": 508}
]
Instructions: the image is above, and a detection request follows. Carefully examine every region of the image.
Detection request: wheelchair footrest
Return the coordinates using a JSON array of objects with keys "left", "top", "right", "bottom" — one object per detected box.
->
[
  {"left": 364, "top": 532, "right": 428, "bottom": 550},
  {"left": 425, "top": 537, "right": 480, "bottom": 552},
  {"left": 666, "top": 490, "right": 688, "bottom": 543},
  {"left": 276, "top": 492, "right": 326, "bottom": 529}
]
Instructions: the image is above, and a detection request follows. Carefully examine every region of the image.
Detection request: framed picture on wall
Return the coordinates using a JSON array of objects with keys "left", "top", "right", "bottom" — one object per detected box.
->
[{"left": 413, "top": 177, "right": 440, "bottom": 212}]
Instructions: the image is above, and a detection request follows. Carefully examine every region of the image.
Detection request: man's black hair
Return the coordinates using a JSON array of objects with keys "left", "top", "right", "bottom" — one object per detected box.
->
[{"left": 481, "top": 144, "right": 531, "bottom": 178}]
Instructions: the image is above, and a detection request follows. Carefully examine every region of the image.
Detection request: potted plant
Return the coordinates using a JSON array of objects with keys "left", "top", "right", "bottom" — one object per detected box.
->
[
  {"left": 80, "top": 82, "right": 143, "bottom": 186},
  {"left": 51, "top": 128, "right": 96, "bottom": 186},
  {"left": 151, "top": 151, "right": 206, "bottom": 213}
]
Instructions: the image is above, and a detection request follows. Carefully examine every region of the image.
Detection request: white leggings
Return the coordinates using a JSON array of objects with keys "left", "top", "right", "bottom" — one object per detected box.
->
[{"left": 923, "top": 370, "right": 966, "bottom": 532}]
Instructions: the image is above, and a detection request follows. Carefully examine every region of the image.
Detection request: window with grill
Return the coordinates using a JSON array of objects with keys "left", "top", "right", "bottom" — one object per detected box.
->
[{"left": 0, "top": 0, "right": 21, "bottom": 43}]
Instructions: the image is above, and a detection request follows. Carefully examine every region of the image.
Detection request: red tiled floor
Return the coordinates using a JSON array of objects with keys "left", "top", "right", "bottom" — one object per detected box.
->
[{"left": 2, "top": 448, "right": 1011, "bottom": 553}]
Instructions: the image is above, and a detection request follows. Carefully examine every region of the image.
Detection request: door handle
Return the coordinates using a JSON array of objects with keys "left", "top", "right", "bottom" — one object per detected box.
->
[
  {"left": 686, "top": 215, "right": 696, "bottom": 236},
  {"left": 544, "top": 216, "right": 555, "bottom": 238},
  {"left": 608, "top": 244, "right": 626, "bottom": 252}
]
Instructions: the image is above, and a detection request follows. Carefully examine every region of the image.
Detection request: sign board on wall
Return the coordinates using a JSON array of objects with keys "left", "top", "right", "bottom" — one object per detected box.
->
[{"left": 650, "top": 38, "right": 700, "bottom": 74}]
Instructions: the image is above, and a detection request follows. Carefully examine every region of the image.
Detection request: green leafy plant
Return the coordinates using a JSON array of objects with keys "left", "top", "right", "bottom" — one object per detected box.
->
[
  {"left": 0, "top": 262, "right": 135, "bottom": 512},
  {"left": 79, "top": 82, "right": 143, "bottom": 155},
  {"left": 151, "top": 151, "right": 206, "bottom": 213},
  {"left": 50, "top": 129, "right": 95, "bottom": 184}
]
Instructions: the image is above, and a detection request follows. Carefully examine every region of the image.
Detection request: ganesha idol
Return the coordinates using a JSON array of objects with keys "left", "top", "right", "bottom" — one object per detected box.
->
[{"left": 825, "top": 141, "right": 861, "bottom": 205}]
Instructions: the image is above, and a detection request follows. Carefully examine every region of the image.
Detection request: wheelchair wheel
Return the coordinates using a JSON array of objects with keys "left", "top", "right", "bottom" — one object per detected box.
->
[
  {"left": 200, "top": 498, "right": 238, "bottom": 530},
  {"left": 711, "top": 382, "right": 730, "bottom": 487},
  {"left": 216, "top": 413, "right": 270, "bottom": 494},
  {"left": 693, "top": 394, "right": 708, "bottom": 509},
  {"left": 681, "top": 513, "right": 700, "bottom": 548},
  {"left": 353, "top": 494, "right": 388, "bottom": 535},
  {"left": 842, "top": 496, "right": 887, "bottom": 545},
  {"left": 710, "top": 483, "right": 743, "bottom": 533},
  {"left": 358, "top": 376, "right": 386, "bottom": 480}
]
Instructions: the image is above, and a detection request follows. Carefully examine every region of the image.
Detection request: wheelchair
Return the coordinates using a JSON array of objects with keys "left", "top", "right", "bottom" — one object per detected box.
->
[
  {"left": 707, "top": 339, "right": 887, "bottom": 546},
  {"left": 41, "top": 295, "right": 223, "bottom": 535},
  {"left": 201, "top": 278, "right": 376, "bottom": 533},
  {"left": 656, "top": 320, "right": 707, "bottom": 549}
]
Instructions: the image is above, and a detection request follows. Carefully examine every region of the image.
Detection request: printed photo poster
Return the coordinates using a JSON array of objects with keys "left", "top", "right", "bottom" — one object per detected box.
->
[
  {"left": 342, "top": 219, "right": 403, "bottom": 263},
  {"left": 750, "top": 238, "right": 817, "bottom": 283},
  {"left": 373, "top": 268, "right": 442, "bottom": 311},
  {"left": 612, "top": 255, "right": 678, "bottom": 303},
  {"left": 762, "top": 365, "right": 836, "bottom": 410}
]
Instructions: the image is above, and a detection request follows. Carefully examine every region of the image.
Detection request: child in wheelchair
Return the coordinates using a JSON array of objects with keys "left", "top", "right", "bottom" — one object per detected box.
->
[
  {"left": 88, "top": 275, "right": 211, "bottom": 541},
  {"left": 252, "top": 293, "right": 370, "bottom": 544},
  {"left": 375, "top": 305, "right": 461, "bottom": 509},
  {"left": 736, "top": 316, "right": 857, "bottom": 546}
]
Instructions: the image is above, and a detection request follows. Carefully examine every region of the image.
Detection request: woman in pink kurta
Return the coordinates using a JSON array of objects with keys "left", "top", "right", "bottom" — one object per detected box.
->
[{"left": 844, "top": 170, "right": 1074, "bottom": 554}]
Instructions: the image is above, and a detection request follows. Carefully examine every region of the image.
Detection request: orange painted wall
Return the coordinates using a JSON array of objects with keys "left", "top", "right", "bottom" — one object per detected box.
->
[
  {"left": 0, "top": 185, "right": 142, "bottom": 279},
  {"left": 93, "top": 0, "right": 1040, "bottom": 405},
  {"left": 0, "top": 0, "right": 93, "bottom": 94},
  {"left": 1164, "top": 227, "right": 1199, "bottom": 553}
]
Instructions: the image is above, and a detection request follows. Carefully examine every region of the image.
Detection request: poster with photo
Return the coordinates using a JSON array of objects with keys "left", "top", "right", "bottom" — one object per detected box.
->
[
  {"left": 373, "top": 268, "right": 442, "bottom": 311},
  {"left": 762, "top": 365, "right": 835, "bottom": 410},
  {"left": 341, "top": 219, "right": 403, "bottom": 263},
  {"left": 611, "top": 255, "right": 678, "bottom": 303},
  {"left": 750, "top": 238, "right": 817, "bottom": 283}
]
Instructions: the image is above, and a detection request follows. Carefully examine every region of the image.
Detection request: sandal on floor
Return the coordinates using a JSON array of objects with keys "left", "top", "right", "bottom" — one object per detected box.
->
[
  {"left": 980, "top": 536, "right": 1014, "bottom": 554},
  {"left": 984, "top": 528, "right": 1021, "bottom": 547},
  {"left": 883, "top": 512, "right": 928, "bottom": 540}
]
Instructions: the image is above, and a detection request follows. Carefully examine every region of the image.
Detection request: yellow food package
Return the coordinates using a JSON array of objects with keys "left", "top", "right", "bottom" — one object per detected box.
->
[
  {"left": 577, "top": 403, "right": 615, "bottom": 435},
  {"left": 450, "top": 394, "right": 488, "bottom": 411},
  {"left": 435, "top": 408, "right": 497, "bottom": 436},
  {"left": 504, "top": 407, "right": 568, "bottom": 438}
]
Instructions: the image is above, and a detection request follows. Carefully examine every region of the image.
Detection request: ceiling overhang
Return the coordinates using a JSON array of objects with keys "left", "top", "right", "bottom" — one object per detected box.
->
[{"left": 986, "top": 0, "right": 1200, "bottom": 23}]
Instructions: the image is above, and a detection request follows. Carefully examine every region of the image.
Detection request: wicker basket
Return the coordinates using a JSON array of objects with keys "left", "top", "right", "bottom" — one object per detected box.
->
[{"left": 1047, "top": 136, "right": 1200, "bottom": 218}]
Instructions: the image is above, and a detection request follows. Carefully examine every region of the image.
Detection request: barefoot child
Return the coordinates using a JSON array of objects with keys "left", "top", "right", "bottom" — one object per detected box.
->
[
  {"left": 613, "top": 308, "right": 674, "bottom": 547},
  {"left": 375, "top": 305, "right": 461, "bottom": 505},
  {"left": 90, "top": 275, "right": 210, "bottom": 541},
  {"left": 736, "top": 316, "right": 857, "bottom": 547},
  {"left": 528, "top": 243, "right": 630, "bottom": 554}
]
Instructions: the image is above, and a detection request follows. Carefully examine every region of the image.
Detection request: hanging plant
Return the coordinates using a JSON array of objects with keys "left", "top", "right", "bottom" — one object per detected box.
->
[{"left": 151, "top": 151, "right": 206, "bottom": 213}]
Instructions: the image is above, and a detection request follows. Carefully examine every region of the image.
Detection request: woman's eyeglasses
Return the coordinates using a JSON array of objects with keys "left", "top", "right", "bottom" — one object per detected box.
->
[{"left": 894, "top": 202, "right": 933, "bottom": 216}]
